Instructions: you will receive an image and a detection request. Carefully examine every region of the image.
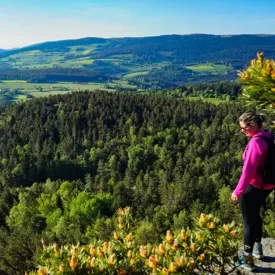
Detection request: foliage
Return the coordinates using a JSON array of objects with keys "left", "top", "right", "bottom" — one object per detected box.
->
[
  {"left": 0, "top": 90, "right": 272, "bottom": 273},
  {"left": 238, "top": 52, "right": 275, "bottom": 113},
  {"left": 28, "top": 207, "right": 240, "bottom": 275}
]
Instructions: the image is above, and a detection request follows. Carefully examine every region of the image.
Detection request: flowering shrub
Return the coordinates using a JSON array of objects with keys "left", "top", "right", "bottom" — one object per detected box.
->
[
  {"left": 28, "top": 207, "right": 240, "bottom": 275},
  {"left": 238, "top": 51, "right": 275, "bottom": 112}
]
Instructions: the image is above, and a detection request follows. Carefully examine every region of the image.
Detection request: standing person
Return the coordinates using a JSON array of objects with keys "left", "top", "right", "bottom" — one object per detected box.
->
[{"left": 232, "top": 111, "right": 275, "bottom": 271}]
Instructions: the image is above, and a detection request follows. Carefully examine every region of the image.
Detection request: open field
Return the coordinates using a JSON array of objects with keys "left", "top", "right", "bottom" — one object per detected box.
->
[
  {"left": 186, "top": 96, "right": 225, "bottom": 104},
  {"left": 0, "top": 82, "right": 105, "bottom": 91},
  {"left": 186, "top": 63, "right": 233, "bottom": 74}
]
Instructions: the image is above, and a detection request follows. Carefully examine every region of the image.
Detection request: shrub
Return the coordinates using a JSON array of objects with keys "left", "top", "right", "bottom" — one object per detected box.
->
[{"left": 28, "top": 207, "right": 240, "bottom": 275}]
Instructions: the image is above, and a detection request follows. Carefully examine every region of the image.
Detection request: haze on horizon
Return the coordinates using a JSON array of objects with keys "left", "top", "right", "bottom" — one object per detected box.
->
[{"left": 1, "top": 0, "right": 275, "bottom": 49}]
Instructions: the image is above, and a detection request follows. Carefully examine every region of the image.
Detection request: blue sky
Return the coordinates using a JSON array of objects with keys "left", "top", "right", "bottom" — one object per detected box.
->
[{"left": 1, "top": 0, "right": 275, "bottom": 49}]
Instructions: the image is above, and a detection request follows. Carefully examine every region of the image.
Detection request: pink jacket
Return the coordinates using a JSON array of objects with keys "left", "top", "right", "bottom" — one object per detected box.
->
[{"left": 233, "top": 130, "right": 275, "bottom": 197}]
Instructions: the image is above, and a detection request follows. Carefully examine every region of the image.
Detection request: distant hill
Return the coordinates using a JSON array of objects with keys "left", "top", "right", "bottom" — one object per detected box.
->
[{"left": 1, "top": 34, "right": 275, "bottom": 88}]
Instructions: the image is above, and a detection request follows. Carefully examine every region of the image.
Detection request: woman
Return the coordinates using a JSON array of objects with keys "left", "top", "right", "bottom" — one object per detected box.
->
[{"left": 232, "top": 111, "right": 274, "bottom": 271}]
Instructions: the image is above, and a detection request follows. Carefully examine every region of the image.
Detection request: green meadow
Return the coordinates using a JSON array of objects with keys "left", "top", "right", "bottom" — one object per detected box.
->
[{"left": 186, "top": 63, "right": 233, "bottom": 74}]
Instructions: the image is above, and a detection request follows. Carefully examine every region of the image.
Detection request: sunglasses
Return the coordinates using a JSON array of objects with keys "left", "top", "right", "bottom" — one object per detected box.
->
[{"left": 240, "top": 124, "right": 251, "bottom": 130}]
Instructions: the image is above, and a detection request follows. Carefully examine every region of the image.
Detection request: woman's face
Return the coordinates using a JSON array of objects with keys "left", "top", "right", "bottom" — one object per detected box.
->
[{"left": 239, "top": 121, "right": 259, "bottom": 137}]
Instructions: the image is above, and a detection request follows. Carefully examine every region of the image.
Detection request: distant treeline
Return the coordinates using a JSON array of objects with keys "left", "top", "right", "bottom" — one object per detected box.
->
[
  {"left": 0, "top": 67, "right": 109, "bottom": 83},
  {"left": 128, "top": 65, "right": 237, "bottom": 89}
]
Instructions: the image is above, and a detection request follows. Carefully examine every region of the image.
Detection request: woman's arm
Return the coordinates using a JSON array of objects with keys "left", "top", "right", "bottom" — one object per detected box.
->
[{"left": 233, "top": 137, "right": 266, "bottom": 197}]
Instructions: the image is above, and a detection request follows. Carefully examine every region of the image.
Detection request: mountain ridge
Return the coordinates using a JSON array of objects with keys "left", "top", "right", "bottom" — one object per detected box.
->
[{"left": 1, "top": 34, "right": 275, "bottom": 88}]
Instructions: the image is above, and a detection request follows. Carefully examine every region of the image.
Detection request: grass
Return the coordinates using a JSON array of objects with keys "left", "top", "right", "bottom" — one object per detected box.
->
[
  {"left": 186, "top": 63, "right": 233, "bottom": 74},
  {"left": 0, "top": 80, "right": 138, "bottom": 103},
  {"left": 187, "top": 97, "right": 225, "bottom": 104},
  {"left": 123, "top": 71, "right": 149, "bottom": 79}
]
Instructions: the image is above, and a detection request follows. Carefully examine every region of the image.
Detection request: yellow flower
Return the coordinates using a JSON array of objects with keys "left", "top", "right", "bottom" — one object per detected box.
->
[
  {"left": 223, "top": 224, "right": 230, "bottom": 233},
  {"left": 148, "top": 255, "right": 159, "bottom": 269},
  {"left": 188, "top": 259, "right": 195, "bottom": 269},
  {"left": 198, "top": 253, "right": 206, "bottom": 262},
  {"left": 126, "top": 233, "right": 133, "bottom": 241},
  {"left": 139, "top": 245, "right": 147, "bottom": 258},
  {"left": 69, "top": 256, "right": 78, "bottom": 270},
  {"left": 180, "top": 229, "right": 188, "bottom": 240},
  {"left": 119, "top": 269, "right": 127, "bottom": 275},
  {"left": 190, "top": 242, "right": 197, "bottom": 252},
  {"left": 161, "top": 267, "right": 169, "bottom": 275},
  {"left": 230, "top": 230, "right": 238, "bottom": 237},
  {"left": 157, "top": 243, "right": 166, "bottom": 255},
  {"left": 58, "top": 264, "right": 65, "bottom": 272},
  {"left": 176, "top": 256, "right": 185, "bottom": 266},
  {"left": 117, "top": 207, "right": 124, "bottom": 215},
  {"left": 90, "top": 257, "right": 96, "bottom": 268},
  {"left": 89, "top": 245, "right": 96, "bottom": 256},
  {"left": 169, "top": 262, "right": 177, "bottom": 272},
  {"left": 199, "top": 213, "right": 208, "bottom": 224},
  {"left": 195, "top": 232, "right": 203, "bottom": 240},
  {"left": 172, "top": 239, "right": 179, "bottom": 251},
  {"left": 102, "top": 242, "right": 109, "bottom": 253},
  {"left": 37, "top": 268, "right": 47, "bottom": 275},
  {"left": 208, "top": 221, "right": 215, "bottom": 229},
  {"left": 127, "top": 250, "right": 133, "bottom": 259},
  {"left": 97, "top": 247, "right": 103, "bottom": 257},
  {"left": 113, "top": 231, "right": 119, "bottom": 240},
  {"left": 108, "top": 253, "right": 117, "bottom": 265},
  {"left": 166, "top": 230, "right": 173, "bottom": 243}
]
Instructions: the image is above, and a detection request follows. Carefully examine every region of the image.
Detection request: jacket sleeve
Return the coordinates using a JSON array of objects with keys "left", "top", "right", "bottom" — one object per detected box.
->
[{"left": 233, "top": 137, "right": 266, "bottom": 197}]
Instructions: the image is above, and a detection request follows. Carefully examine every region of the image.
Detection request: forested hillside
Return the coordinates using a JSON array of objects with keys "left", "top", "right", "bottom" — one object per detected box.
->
[
  {"left": 0, "top": 67, "right": 108, "bottom": 83},
  {"left": 1, "top": 34, "right": 275, "bottom": 88},
  {"left": 0, "top": 90, "right": 274, "bottom": 274}
]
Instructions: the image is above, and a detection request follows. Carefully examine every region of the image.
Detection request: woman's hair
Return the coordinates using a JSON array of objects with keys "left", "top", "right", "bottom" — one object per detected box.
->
[{"left": 239, "top": 111, "right": 266, "bottom": 128}]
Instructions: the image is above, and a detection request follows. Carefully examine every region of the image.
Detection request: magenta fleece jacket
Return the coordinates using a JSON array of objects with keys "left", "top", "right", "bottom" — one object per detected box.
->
[{"left": 233, "top": 130, "right": 275, "bottom": 197}]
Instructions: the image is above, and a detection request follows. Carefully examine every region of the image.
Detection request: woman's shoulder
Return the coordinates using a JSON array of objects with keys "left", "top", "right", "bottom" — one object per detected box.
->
[{"left": 250, "top": 131, "right": 270, "bottom": 150}]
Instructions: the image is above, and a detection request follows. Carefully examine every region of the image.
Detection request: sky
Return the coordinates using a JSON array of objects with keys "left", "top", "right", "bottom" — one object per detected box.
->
[{"left": 1, "top": 0, "right": 275, "bottom": 49}]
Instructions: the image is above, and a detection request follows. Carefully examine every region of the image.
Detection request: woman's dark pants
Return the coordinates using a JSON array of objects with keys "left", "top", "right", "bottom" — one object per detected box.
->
[{"left": 239, "top": 185, "right": 271, "bottom": 253}]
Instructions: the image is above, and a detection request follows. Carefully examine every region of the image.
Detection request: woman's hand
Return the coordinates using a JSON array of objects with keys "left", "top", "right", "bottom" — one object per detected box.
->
[{"left": 231, "top": 192, "right": 239, "bottom": 201}]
